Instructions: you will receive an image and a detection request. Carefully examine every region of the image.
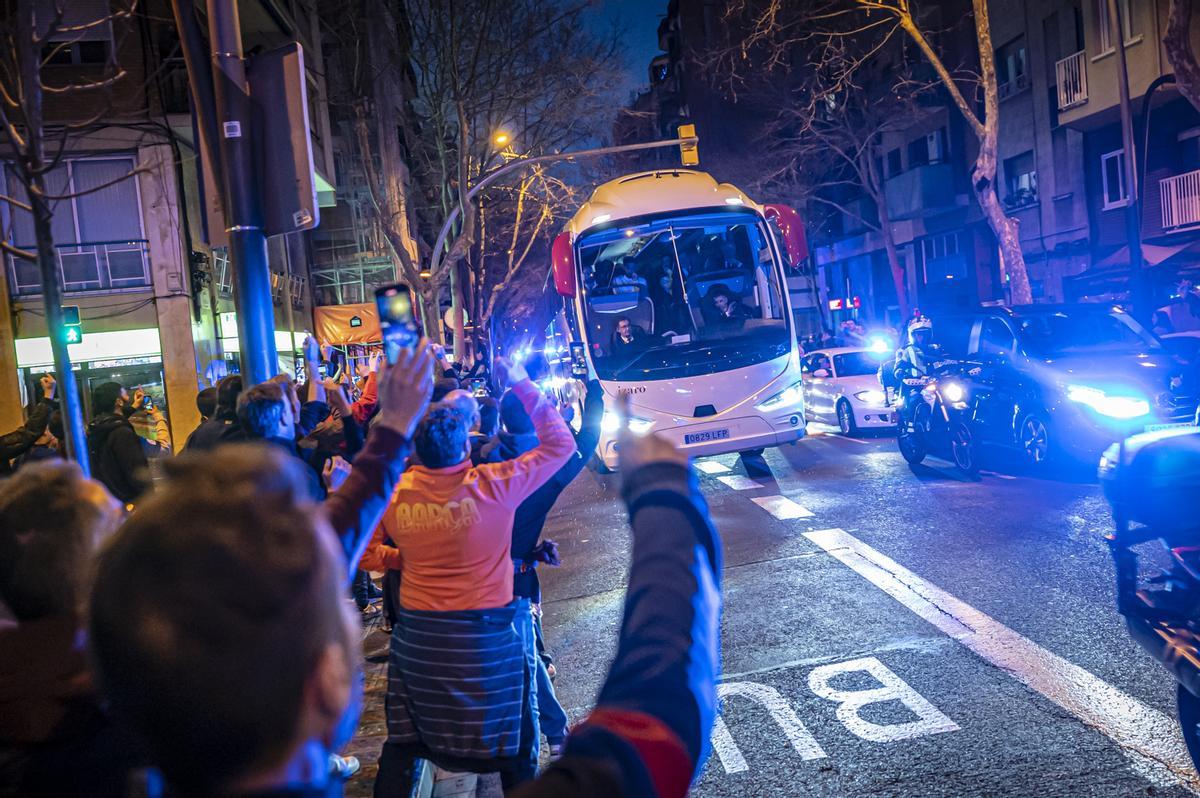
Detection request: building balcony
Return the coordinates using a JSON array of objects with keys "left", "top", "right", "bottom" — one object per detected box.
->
[
  {"left": 1160, "top": 168, "right": 1200, "bottom": 231},
  {"left": 1055, "top": 50, "right": 1088, "bottom": 111},
  {"left": 883, "top": 163, "right": 960, "bottom": 221},
  {"left": 7, "top": 240, "right": 151, "bottom": 297}
]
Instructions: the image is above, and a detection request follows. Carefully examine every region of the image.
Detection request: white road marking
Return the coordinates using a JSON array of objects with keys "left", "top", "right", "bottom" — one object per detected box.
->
[
  {"left": 750, "top": 495, "right": 814, "bottom": 519},
  {"left": 981, "top": 471, "right": 1019, "bottom": 480},
  {"left": 835, "top": 435, "right": 873, "bottom": 445},
  {"left": 808, "top": 656, "right": 960, "bottom": 742},
  {"left": 716, "top": 475, "right": 763, "bottom": 491},
  {"left": 696, "top": 460, "right": 732, "bottom": 474},
  {"left": 711, "top": 682, "right": 828, "bottom": 773},
  {"left": 803, "top": 527, "right": 1199, "bottom": 790}
]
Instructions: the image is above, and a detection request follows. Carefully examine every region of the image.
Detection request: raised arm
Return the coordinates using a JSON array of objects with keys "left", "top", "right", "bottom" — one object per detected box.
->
[
  {"left": 481, "top": 359, "right": 576, "bottom": 504},
  {"left": 513, "top": 430, "right": 721, "bottom": 798},
  {"left": 322, "top": 343, "right": 433, "bottom": 584}
]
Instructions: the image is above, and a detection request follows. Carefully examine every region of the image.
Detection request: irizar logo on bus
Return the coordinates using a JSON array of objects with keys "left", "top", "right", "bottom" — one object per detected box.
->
[{"left": 617, "top": 386, "right": 646, "bottom": 396}]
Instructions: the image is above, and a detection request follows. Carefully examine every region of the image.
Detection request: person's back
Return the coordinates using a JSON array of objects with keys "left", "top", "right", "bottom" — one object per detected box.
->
[
  {"left": 361, "top": 370, "right": 575, "bottom": 611},
  {"left": 85, "top": 383, "right": 148, "bottom": 505},
  {"left": 0, "top": 461, "right": 133, "bottom": 798}
]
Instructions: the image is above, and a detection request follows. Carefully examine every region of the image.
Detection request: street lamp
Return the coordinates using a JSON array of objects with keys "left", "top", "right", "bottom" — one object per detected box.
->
[{"left": 492, "top": 131, "right": 511, "bottom": 148}]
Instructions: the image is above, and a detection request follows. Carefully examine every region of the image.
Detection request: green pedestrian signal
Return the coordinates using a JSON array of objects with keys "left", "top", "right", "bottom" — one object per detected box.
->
[{"left": 62, "top": 305, "right": 81, "bottom": 345}]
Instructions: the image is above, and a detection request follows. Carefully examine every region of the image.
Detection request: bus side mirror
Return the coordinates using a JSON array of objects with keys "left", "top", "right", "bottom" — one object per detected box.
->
[
  {"left": 764, "top": 204, "right": 808, "bottom": 268},
  {"left": 551, "top": 232, "right": 576, "bottom": 297}
]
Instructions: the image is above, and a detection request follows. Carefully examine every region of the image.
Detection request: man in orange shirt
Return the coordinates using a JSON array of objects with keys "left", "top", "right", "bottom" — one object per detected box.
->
[{"left": 362, "top": 357, "right": 576, "bottom": 791}]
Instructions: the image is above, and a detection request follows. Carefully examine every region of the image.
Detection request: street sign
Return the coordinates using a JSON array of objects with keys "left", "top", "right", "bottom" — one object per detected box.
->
[
  {"left": 62, "top": 305, "right": 82, "bottom": 344},
  {"left": 678, "top": 123, "right": 699, "bottom": 166},
  {"left": 247, "top": 43, "right": 320, "bottom": 236}
]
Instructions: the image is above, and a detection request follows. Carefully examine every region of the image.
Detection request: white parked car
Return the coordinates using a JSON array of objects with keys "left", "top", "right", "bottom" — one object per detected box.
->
[{"left": 801, "top": 347, "right": 896, "bottom": 435}]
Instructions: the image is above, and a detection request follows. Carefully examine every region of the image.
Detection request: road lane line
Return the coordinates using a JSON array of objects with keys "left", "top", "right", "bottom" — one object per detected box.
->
[
  {"left": 716, "top": 475, "right": 764, "bottom": 491},
  {"left": 803, "top": 527, "right": 1198, "bottom": 790},
  {"left": 696, "top": 460, "right": 732, "bottom": 474},
  {"left": 982, "top": 471, "right": 1019, "bottom": 480},
  {"left": 751, "top": 495, "right": 814, "bottom": 519}
]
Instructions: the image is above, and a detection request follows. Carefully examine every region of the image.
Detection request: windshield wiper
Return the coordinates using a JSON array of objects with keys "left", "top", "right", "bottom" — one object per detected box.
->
[{"left": 610, "top": 345, "right": 672, "bottom": 380}]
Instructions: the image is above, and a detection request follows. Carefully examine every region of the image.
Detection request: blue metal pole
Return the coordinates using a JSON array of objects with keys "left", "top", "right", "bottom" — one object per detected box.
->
[{"left": 206, "top": 0, "right": 277, "bottom": 384}]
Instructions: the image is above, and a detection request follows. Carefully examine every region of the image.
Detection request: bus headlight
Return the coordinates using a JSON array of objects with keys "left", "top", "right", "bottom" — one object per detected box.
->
[
  {"left": 756, "top": 380, "right": 804, "bottom": 411},
  {"left": 853, "top": 389, "right": 887, "bottom": 406},
  {"left": 1066, "top": 384, "right": 1150, "bottom": 419},
  {"left": 601, "top": 410, "right": 654, "bottom": 434}
]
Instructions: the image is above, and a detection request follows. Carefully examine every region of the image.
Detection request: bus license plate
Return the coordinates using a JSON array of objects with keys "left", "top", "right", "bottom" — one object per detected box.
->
[{"left": 685, "top": 428, "right": 730, "bottom": 445}]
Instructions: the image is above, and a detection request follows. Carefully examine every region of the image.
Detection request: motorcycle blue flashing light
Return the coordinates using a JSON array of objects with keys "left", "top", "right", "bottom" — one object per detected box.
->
[{"left": 1066, "top": 384, "right": 1151, "bottom": 420}]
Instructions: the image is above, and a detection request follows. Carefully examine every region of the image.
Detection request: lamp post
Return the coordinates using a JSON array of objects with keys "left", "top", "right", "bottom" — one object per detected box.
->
[{"left": 1107, "top": 0, "right": 1149, "bottom": 320}]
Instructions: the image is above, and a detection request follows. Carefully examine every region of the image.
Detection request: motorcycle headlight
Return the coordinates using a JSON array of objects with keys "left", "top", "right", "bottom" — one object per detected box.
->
[
  {"left": 853, "top": 389, "right": 887, "bottom": 405},
  {"left": 1066, "top": 384, "right": 1150, "bottom": 419},
  {"left": 601, "top": 410, "right": 654, "bottom": 434},
  {"left": 755, "top": 380, "right": 804, "bottom": 411},
  {"left": 941, "top": 381, "right": 966, "bottom": 404}
]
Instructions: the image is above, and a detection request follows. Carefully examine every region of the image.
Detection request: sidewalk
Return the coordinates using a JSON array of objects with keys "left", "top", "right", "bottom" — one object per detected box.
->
[{"left": 343, "top": 607, "right": 504, "bottom": 798}]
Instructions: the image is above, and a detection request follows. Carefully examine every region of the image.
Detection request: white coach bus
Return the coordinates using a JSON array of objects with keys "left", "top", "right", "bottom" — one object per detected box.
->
[{"left": 548, "top": 169, "right": 809, "bottom": 469}]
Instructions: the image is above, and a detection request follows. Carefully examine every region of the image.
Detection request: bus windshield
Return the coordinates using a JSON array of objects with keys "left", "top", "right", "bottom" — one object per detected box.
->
[{"left": 578, "top": 210, "right": 791, "bottom": 381}]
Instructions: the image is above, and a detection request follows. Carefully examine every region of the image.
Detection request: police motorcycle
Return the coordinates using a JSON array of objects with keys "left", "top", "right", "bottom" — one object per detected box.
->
[
  {"left": 894, "top": 358, "right": 982, "bottom": 477},
  {"left": 1101, "top": 427, "right": 1200, "bottom": 767}
]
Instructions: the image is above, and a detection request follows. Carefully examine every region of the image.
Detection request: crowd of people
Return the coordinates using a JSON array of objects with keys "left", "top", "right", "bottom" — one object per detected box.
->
[{"left": 0, "top": 335, "right": 723, "bottom": 798}]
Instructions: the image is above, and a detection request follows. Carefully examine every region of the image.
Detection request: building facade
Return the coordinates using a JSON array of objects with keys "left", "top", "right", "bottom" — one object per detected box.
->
[{"left": 0, "top": 0, "right": 338, "bottom": 444}]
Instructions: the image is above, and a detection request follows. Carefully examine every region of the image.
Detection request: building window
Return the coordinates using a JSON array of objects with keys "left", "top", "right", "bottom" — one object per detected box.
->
[
  {"left": 921, "top": 231, "right": 962, "bottom": 262},
  {"left": 1101, "top": 149, "right": 1129, "bottom": 209},
  {"left": 1004, "top": 151, "right": 1038, "bottom": 209},
  {"left": 926, "top": 128, "right": 948, "bottom": 163},
  {"left": 1096, "top": 0, "right": 1137, "bottom": 53},
  {"left": 996, "top": 37, "right": 1028, "bottom": 98},
  {"left": 4, "top": 156, "right": 149, "bottom": 295},
  {"left": 887, "top": 148, "right": 902, "bottom": 177},
  {"left": 907, "top": 137, "right": 929, "bottom": 168},
  {"left": 38, "top": 0, "right": 115, "bottom": 66}
]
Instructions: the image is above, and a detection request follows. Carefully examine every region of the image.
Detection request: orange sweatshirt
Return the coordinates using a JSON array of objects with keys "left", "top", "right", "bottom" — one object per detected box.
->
[{"left": 360, "top": 379, "right": 576, "bottom": 611}]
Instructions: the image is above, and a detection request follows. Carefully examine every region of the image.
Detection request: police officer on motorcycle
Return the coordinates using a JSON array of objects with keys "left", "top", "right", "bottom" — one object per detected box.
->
[{"left": 893, "top": 316, "right": 941, "bottom": 423}]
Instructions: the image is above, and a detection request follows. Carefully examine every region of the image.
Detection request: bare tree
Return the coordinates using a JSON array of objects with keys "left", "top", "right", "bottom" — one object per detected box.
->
[
  {"left": 721, "top": 0, "right": 1034, "bottom": 305},
  {"left": 0, "top": 0, "right": 147, "bottom": 469},
  {"left": 1165, "top": 0, "right": 1200, "bottom": 113}
]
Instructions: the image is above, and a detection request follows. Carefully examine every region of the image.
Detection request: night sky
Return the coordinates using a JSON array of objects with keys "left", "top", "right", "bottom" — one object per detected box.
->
[{"left": 589, "top": 0, "right": 665, "bottom": 100}]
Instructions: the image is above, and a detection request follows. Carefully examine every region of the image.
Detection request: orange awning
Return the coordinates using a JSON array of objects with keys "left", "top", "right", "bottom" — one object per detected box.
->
[{"left": 312, "top": 303, "right": 381, "bottom": 346}]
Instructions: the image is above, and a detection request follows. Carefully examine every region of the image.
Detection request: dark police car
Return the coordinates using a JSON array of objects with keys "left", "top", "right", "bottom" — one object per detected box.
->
[{"left": 936, "top": 305, "right": 1198, "bottom": 467}]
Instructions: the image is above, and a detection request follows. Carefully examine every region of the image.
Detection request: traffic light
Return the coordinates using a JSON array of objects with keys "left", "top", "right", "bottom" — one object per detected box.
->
[
  {"left": 62, "top": 305, "right": 82, "bottom": 345},
  {"left": 678, "top": 123, "right": 699, "bottom": 166}
]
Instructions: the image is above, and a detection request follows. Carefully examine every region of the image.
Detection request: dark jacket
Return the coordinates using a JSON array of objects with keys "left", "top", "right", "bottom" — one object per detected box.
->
[
  {"left": 500, "top": 382, "right": 604, "bottom": 601},
  {"left": 0, "top": 399, "right": 53, "bottom": 476},
  {"left": 511, "top": 460, "right": 722, "bottom": 798},
  {"left": 86, "top": 411, "right": 148, "bottom": 504},
  {"left": 184, "top": 410, "right": 246, "bottom": 452},
  {"left": 264, "top": 436, "right": 326, "bottom": 502}
]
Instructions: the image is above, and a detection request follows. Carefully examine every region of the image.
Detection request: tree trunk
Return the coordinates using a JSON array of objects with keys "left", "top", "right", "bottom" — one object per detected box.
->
[
  {"left": 971, "top": 0, "right": 1033, "bottom": 306},
  {"left": 875, "top": 197, "right": 910, "bottom": 318},
  {"left": 1166, "top": 0, "right": 1200, "bottom": 113}
]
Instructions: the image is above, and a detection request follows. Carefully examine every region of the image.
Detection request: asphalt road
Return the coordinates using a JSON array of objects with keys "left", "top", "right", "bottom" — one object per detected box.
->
[{"left": 537, "top": 425, "right": 1197, "bottom": 797}]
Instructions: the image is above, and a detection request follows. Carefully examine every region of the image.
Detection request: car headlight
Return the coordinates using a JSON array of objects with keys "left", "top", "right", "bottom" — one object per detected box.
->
[
  {"left": 1066, "top": 384, "right": 1150, "bottom": 419},
  {"left": 853, "top": 389, "right": 887, "bottom": 405},
  {"left": 941, "top": 381, "right": 966, "bottom": 404},
  {"left": 601, "top": 410, "right": 654, "bottom": 434},
  {"left": 755, "top": 380, "right": 804, "bottom": 411}
]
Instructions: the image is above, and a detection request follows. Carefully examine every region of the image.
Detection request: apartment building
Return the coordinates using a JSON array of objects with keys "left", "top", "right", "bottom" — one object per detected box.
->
[
  {"left": 1055, "top": 0, "right": 1200, "bottom": 300},
  {"left": 0, "top": 0, "right": 337, "bottom": 443}
]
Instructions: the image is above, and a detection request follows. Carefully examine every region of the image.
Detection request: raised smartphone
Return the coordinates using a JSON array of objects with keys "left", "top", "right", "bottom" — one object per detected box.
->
[{"left": 374, "top": 283, "right": 419, "bottom": 364}]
